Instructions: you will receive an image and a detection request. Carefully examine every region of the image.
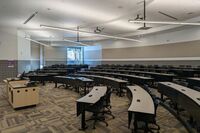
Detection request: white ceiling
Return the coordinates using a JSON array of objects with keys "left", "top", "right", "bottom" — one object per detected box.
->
[{"left": 0, "top": 0, "right": 200, "bottom": 42}]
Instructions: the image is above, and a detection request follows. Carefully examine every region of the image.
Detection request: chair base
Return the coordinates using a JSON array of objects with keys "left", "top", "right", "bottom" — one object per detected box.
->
[
  {"left": 86, "top": 114, "right": 108, "bottom": 129},
  {"left": 102, "top": 109, "right": 115, "bottom": 119},
  {"left": 132, "top": 122, "right": 160, "bottom": 133}
]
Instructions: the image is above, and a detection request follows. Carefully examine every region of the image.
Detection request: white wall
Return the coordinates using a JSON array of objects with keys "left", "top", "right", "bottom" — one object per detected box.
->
[
  {"left": 17, "top": 31, "right": 32, "bottom": 73},
  {"left": 17, "top": 31, "right": 31, "bottom": 60},
  {"left": 0, "top": 27, "right": 18, "bottom": 60},
  {"left": 84, "top": 45, "right": 102, "bottom": 66},
  {"left": 31, "top": 43, "right": 40, "bottom": 60},
  {"left": 44, "top": 46, "right": 67, "bottom": 61},
  {"left": 31, "top": 43, "right": 40, "bottom": 70},
  {"left": 44, "top": 46, "right": 67, "bottom": 66}
]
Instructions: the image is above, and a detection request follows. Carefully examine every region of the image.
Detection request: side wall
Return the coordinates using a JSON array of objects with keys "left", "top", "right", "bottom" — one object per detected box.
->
[
  {"left": 44, "top": 46, "right": 67, "bottom": 66},
  {"left": 102, "top": 41, "right": 200, "bottom": 66},
  {"left": 84, "top": 45, "right": 102, "bottom": 67},
  {"left": 0, "top": 27, "right": 18, "bottom": 81},
  {"left": 31, "top": 43, "right": 40, "bottom": 70}
]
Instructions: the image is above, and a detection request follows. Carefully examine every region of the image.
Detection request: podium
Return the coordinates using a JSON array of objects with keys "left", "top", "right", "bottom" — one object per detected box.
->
[{"left": 4, "top": 79, "right": 39, "bottom": 109}]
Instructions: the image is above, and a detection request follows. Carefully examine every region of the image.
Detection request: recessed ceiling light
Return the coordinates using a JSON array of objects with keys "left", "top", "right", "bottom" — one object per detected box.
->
[{"left": 24, "top": 37, "right": 50, "bottom": 47}]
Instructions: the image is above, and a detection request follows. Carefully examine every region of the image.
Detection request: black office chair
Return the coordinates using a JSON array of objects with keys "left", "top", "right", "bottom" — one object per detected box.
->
[
  {"left": 102, "top": 89, "right": 115, "bottom": 119},
  {"left": 79, "top": 83, "right": 94, "bottom": 96},
  {"left": 173, "top": 79, "right": 188, "bottom": 87},
  {"left": 143, "top": 84, "right": 152, "bottom": 94},
  {"left": 134, "top": 85, "right": 160, "bottom": 133},
  {"left": 85, "top": 96, "right": 108, "bottom": 129},
  {"left": 148, "top": 96, "right": 160, "bottom": 132}
]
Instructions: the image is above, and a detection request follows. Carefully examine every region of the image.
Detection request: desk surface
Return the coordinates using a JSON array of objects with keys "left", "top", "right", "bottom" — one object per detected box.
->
[
  {"left": 127, "top": 86, "right": 154, "bottom": 114},
  {"left": 137, "top": 71, "right": 175, "bottom": 76},
  {"left": 6, "top": 77, "right": 20, "bottom": 80},
  {"left": 159, "top": 82, "right": 200, "bottom": 106},
  {"left": 76, "top": 86, "right": 107, "bottom": 104},
  {"left": 187, "top": 77, "right": 200, "bottom": 81},
  {"left": 27, "top": 73, "right": 48, "bottom": 77},
  {"left": 91, "top": 69, "right": 175, "bottom": 76},
  {"left": 85, "top": 71, "right": 153, "bottom": 80},
  {"left": 8, "top": 80, "right": 29, "bottom": 89},
  {"left": 55, "top": 76, "right": 93, "bottom": 82},
  {"left": 75, "top": 74, "right": 127, "bottom": 83},
  {"left": 76, "top": 77, "right": 93, "bottom": 82},
  {"left": 116, "top": 73, "right": 153, "bottom": 80},
  {"left": 55, "top": 76, "right": 76, "bottom": 79}
]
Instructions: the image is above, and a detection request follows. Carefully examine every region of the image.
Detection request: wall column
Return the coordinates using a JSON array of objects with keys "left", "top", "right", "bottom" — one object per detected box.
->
[
  {"left": 17, "top": 31, "right": 31, "bottom": 73},
  {"left": 40, "top": 45, "right": 44, "bottom": 68}
]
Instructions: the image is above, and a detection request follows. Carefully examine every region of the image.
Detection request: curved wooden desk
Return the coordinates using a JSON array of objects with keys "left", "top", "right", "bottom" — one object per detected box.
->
[
  {"left": 76, "top": 86, "right": 107, "bottom": 130},
  {"left": 158, "top": 82, "right": 200, "bottom": 129},
  {"left": 90, "top": 68, "right": 176, "bottom": 82},
  {"left": 73, "top": 74, "right": 127, "bottom": 96},
  {"left": 79, "top": 71, "right": 154, "bottom": 85},
  {"left": 54, "top": 76, "right": 93, "bottom": 95},
  {"left": 187, "top": 77, "right": 200, "bottom": 90},
  {"left": 127, "top": 86, "right": 154, "bottom": 129}
]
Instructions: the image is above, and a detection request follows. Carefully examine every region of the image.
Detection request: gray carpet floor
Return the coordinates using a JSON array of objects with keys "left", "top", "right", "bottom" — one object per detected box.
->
[{"left": 0, "top": 83, "right": 188, "bottom": 133}]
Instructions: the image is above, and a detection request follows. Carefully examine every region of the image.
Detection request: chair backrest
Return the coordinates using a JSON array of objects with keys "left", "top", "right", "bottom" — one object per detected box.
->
[
  {"left": 104, "top": 89, "right": 112, "bottom": 104},
  {"left": 143, "top": 84, "right": 152, "bottom": 95},
  {"left": 93, "top": 96, "right": 105, "bottom": 110},
  {"left": 86, "top": 96, "right": 105, "bottom": 113},
  {"left": 143, "top": 85, "right": 159, "bottom": 117}
]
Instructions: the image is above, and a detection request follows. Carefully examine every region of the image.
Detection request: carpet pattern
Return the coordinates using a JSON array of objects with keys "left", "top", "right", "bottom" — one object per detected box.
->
[{"left": 0, "top": 83, "right": 188, "bottom": 133}]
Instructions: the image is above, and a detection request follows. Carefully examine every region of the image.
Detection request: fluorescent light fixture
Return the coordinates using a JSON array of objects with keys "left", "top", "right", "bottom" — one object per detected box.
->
[
  {"left": 63, "top": 39, "right": 88, "bottom": 46},
  {"left": 40, "top": 25, "right": 141, "bottom": 42},
  {"left": 24, "top": 12, "right": 38, "bottom": 24},
  {"left": 128, "top": 20, "right": 200, "bottom": 26},
  {"left": 30, "top": 30, "right": 52, "bottom": 38},
  {"left": 24, "top": 37, "right": 50, "bottom": 47}
]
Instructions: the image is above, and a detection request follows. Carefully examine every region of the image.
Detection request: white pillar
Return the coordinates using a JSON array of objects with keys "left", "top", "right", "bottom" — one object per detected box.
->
[
  {"left": 17, "top": 31, "right": 31, "bottom": 73},
  {"left": 40, "top": 45, "right": 44, "bottom": 68}
]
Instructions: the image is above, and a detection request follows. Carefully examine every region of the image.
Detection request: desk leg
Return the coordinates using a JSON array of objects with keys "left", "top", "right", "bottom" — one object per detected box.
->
[
  {"left": 55, "top": 82, "right": 57, "bottom": 88},
  {"left": 133, "top": 119, "right": 138, "bottom": 132},
  {"left": 119, "top": 85, "right": 126, "bottom": 97},
  {"left": 119, "top": 87, "right": 122, "bottom": 97},
  {"left": 161, "top": 93, "right": 164, "bottom": 101},
  {"left": 84, "top": 84, "right": 87, "bottom": 96},
  {"left": 128, "top": 111, "right": 132, "bottom": 129},
  {"left": 188, "top": 116, "right": 194, "bottom": 127},
  {"left": 80, "top": 111, "right": 87, "bottom": 130},
  {"left": 77, "top": 86, "right": 79, "bottom": 93},
  {"left": 119, "top": 84, "right": 123, "bottom": 97},
  {"left": 174, "top": 103, "right": 179, "bottom": 115}
]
